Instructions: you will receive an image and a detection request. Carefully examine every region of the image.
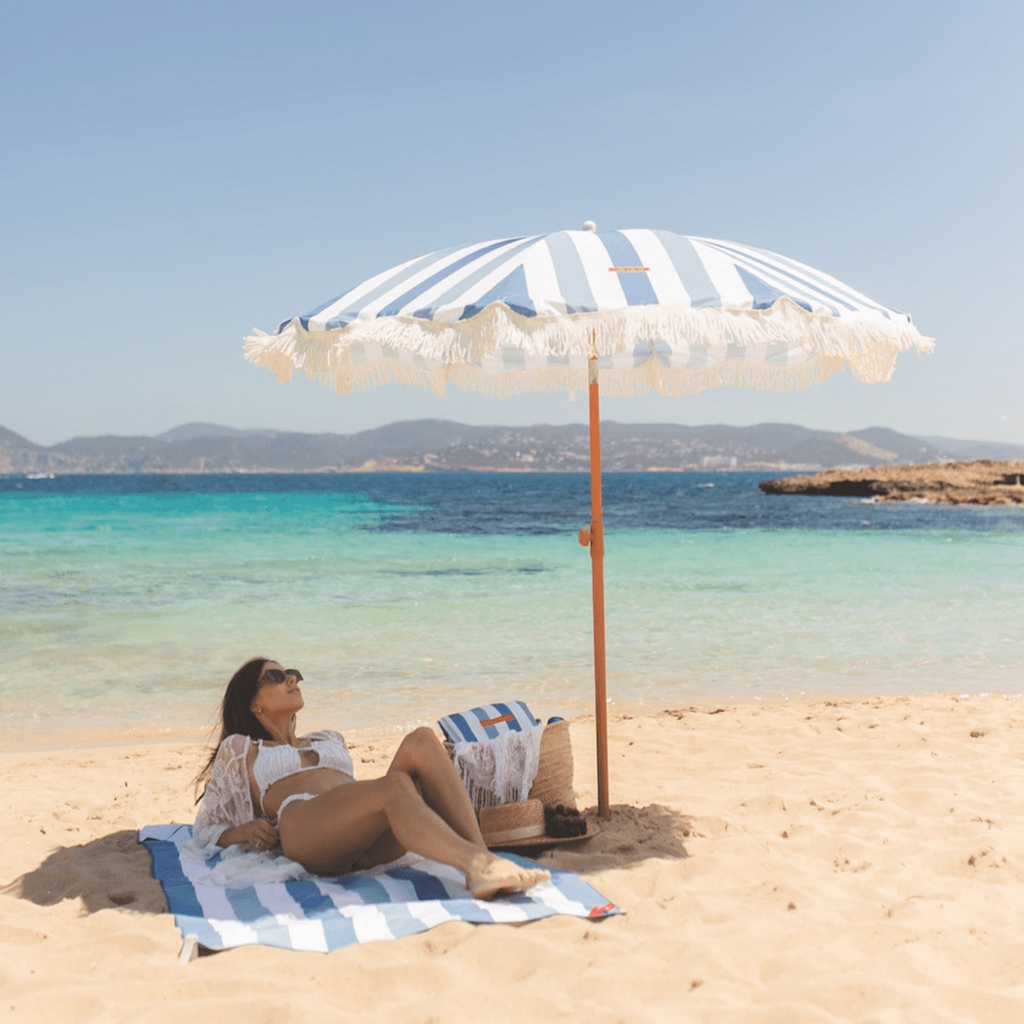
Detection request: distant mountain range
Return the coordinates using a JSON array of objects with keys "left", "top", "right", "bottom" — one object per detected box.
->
[{"left": 2, "top": 421, "right": 1022, "bottom": 475}]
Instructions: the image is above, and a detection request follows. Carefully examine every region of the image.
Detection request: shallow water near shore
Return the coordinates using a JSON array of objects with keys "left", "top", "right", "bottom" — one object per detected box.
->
[{"left": 1, "top": 471, "right": 1021, "bottom": 745}]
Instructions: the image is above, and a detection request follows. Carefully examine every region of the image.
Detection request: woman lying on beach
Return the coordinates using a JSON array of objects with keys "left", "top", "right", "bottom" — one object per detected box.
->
[{"left": 193, "top": 657, "right": 549, "bottom": 900}]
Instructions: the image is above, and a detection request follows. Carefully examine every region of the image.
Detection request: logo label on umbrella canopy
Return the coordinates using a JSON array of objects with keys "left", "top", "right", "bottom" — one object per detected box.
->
[{"left": 609, "top": 266, "right": 650, "bottom": 273}]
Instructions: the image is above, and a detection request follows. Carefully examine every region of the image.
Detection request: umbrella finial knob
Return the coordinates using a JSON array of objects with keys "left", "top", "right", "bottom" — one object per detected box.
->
[{"left": 582, "top": 220, "right": 597, "bottom": 232}]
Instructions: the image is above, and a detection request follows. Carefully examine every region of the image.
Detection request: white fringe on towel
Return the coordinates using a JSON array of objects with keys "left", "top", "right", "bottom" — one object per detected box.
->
[{"left": 451, "top": 726, "right": 544, "bottom": 811}]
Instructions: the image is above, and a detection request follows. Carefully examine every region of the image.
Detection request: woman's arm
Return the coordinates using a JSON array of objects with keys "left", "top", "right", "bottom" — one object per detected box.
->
[{"left": 192, "top": 735, "right": 270, "bottom": 855}]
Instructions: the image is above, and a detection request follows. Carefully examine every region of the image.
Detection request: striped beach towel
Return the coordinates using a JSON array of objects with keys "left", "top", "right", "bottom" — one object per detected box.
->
[
  {"left": 140, "top": 824, "right": 620, "bottom": 955},
  {"left": 438, "top": 700, "right": 540, "bottom": 744}
]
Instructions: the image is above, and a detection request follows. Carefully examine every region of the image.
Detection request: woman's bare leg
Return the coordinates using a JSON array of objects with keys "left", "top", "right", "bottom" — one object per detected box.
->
[
  {"left": 279, "top": 771, "right": 549, "bottom": 899},
  {"left": 386, "top": 727, "right": 486, "bottom": 846}
]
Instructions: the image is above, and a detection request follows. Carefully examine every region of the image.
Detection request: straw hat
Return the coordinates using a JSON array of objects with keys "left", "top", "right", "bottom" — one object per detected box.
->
[
  {"left": 478, "top": 799, "right": 598, "bottom": 850},
  {"left": 479, "top": 799, "right": 546, "bottom": 846}
]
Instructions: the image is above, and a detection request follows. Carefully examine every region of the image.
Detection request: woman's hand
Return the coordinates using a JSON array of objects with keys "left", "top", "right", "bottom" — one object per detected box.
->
[
  {"left": 219, "top": 818, "right": 279, "bottom": 852},
  {"left": 245, "top": 818, "right": 280, "bottom": 851}
]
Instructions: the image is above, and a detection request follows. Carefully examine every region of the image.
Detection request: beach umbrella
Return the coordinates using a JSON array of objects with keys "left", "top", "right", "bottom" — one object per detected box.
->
[{"left": 244, "top": 223, "right": 934, "bottom": 819}]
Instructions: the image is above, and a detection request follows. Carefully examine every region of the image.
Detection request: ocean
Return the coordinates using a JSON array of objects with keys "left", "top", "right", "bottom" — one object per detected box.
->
[{"left": 2, "top": 472, "right": 1021, "bottom": 746}]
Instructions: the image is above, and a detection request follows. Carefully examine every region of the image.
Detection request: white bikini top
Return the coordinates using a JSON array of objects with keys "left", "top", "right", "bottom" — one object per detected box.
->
[{"left": 252, "top": 730, "right": 353, "bottom": 813}]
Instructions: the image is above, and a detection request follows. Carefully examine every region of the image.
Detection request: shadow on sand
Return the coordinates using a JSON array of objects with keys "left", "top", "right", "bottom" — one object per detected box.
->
[
  {"left": 2, "top": 829, "right": 169, "bottom": 915},
  {"left": 5, "top": 802, "right": 688, "bottom": 919},
  {"left": 529, "top": 802, "right": 692, "bottom": 872}
]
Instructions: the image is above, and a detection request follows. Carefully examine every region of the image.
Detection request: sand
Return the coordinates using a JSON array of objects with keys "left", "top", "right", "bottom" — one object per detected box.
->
[{"left": 3, "top": 694, "right": 1023, "bottom": 1023}]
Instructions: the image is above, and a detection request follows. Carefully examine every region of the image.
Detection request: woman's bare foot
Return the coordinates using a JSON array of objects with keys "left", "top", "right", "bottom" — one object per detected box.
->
[{"left": 466, "top": 852, "right": 550, "bottom": 900}]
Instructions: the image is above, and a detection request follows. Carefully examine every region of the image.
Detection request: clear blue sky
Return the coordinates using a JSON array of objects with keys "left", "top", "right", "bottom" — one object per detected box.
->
[{"left": 3, "top": 0, "right": 1021, "bottom": 446}]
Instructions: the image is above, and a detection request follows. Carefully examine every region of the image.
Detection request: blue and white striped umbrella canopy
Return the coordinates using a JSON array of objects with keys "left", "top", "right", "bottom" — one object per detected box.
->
[{"left": 245, "top": 226, "right": 933, "bottom": 397}]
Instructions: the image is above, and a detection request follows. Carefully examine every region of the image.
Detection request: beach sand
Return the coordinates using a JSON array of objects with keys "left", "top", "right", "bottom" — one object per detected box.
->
[{"left": 3, "top": 694, "right": 1022, "bottom": 1023}]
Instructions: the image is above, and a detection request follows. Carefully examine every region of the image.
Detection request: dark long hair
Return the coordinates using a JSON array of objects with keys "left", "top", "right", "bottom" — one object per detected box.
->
[{"left": 194, "top": 656, "right": 277, "bottom": 798}]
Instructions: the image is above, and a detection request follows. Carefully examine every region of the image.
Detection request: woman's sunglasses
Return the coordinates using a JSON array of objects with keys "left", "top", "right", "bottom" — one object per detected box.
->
[{"left": 260, "top": 668, "right": 303, "bottom": 684}]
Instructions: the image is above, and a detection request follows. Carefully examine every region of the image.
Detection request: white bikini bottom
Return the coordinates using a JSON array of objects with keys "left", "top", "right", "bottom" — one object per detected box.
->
[{"left": 275, "top": 792, "right": 316, "bottom": 822}]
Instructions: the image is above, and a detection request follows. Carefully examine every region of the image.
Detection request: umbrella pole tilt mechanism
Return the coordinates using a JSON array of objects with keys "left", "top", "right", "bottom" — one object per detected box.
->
[{"left": 578, "top": 353, "right": 610, "bottom": 820}]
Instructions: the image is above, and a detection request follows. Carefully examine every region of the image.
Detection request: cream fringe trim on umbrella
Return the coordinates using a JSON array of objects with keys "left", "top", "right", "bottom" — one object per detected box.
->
[{"left": 244, "top": 297, "right": 934, "bottom": 398}]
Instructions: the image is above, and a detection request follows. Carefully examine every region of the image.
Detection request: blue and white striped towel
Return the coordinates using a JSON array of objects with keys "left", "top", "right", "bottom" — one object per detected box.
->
[
  {"left": 438, "top": 700, "right": 540, "bottom": 744},
  {"left": 140, "top": 824, "right": 620, "bottom": 954}
]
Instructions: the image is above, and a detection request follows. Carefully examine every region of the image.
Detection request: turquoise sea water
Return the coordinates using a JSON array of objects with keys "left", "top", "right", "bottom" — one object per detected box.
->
[{"left": 1, "top": 473, "right": 1021, "bottom": 744}]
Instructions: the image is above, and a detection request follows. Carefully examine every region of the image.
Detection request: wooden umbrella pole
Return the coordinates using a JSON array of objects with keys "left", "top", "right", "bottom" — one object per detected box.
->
[{"left": 579, "top": 354, "right": 610, "bottom": 820}]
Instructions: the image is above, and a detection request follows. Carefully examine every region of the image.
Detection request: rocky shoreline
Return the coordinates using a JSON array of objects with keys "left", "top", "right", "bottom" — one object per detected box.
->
[{"left": 759, "top": 460, "right": 1024, "bottom": 505}]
